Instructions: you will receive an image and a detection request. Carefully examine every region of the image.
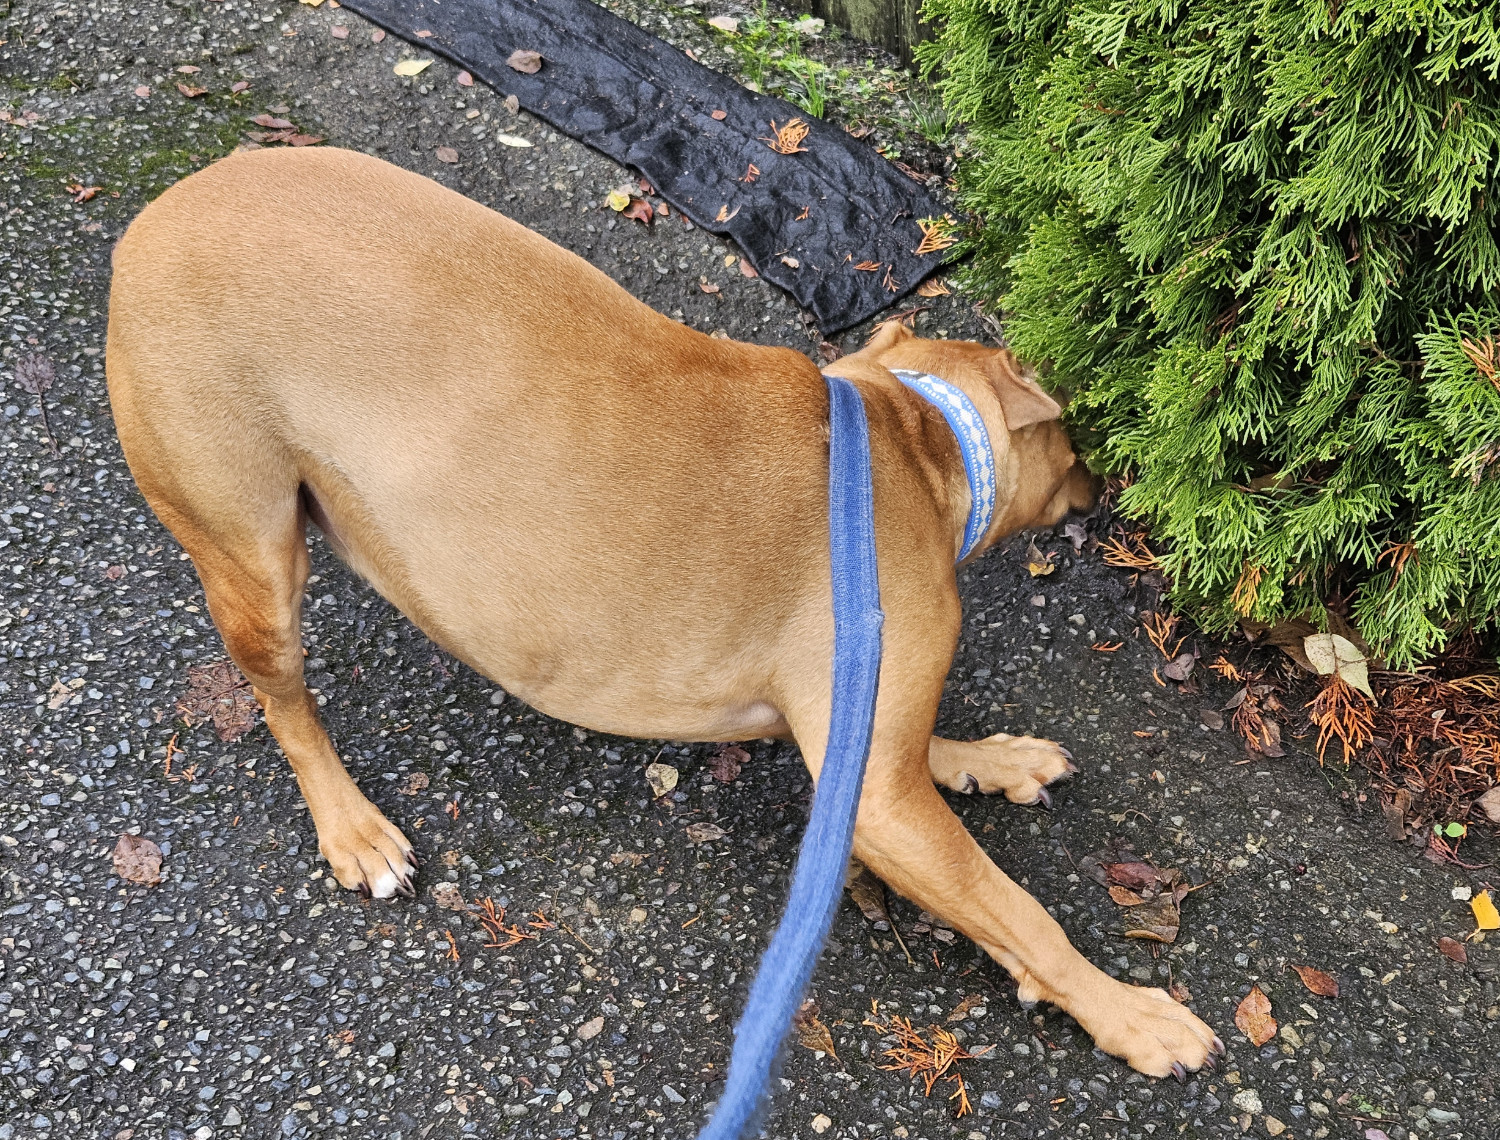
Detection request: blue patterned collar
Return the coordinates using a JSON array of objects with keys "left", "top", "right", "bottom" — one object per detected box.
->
[{"left": 890, "top": 370, "right": 997, "bottom": 562}]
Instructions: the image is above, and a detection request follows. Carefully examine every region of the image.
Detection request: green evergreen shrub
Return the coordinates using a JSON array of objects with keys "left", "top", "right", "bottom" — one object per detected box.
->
[{"left": 920, "top": 0, "right": 1500, "bottom": 667}]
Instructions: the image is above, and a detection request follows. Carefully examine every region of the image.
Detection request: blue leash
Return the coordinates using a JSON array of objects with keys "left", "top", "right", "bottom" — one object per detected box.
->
[{"left": 699, "top": 375, "right": 886, "bottom": 1139}]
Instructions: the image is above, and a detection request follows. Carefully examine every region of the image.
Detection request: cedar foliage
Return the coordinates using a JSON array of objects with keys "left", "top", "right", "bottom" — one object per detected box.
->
[{"left": 920, "top": 0, "right": 1500, "bottom": 667}]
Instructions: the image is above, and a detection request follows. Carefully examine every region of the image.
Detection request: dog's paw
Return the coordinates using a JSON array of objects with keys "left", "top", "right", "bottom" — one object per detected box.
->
[
  {"left": 1072, "top": 979, "right": 1222, "bottom": 1079},
  {"left": 312, "top": 791, "right": 418, "bottom": 899},
  {"left": 933, "top": 733, "right": 1077, "bottom": 806}
]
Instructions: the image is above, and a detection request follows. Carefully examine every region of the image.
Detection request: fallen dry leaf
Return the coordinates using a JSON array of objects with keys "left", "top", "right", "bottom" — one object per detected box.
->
[
  {"left": 853, "top": 260, "right": 882, "bottom": 271},
  {"left": 1025, "top": 538, "right": 1055, "bottom": 577},
  {"left": 1108, "top": 885, "right": 1145, "bottom": 906},
  {"left": 456, "top": 70, "right": 473, "bottom": 87},
  {"left": 400, "top": 771, "right": 430, "bottom": 796},
  {"left": 781, "top": 255, "right": 800, "bottom": 268},
  {"left": 1437, "top": 936, "right": 1468, "bottom": 964},
  {"left": 431, "top": 882, "right": 466, "bottom": 911},
  {"left": 685, "top": 821, "right": 726, "bottom": 843},
  {"left": 331, "top": 25, "right": 348, "bottom": 38},
  {"left": 134, "top": 84, "right": 151, "bottom": 97},
  {"left": 286, "top": 134, "right": 324, "bottom": 147},
  {"left": 946, "top": 994, "right": 985, "bottom": 1023},
  {"left": 1473, "top": 890, "right": 1500, "bottom": 930},
  {"left": 1234, "top": 985, "right": 1276, "bottom": 1046},
  {"left": 707, "top": 15, "right": 739, "bottom": 31},
  {"left": 846, "top": 866, "right": 891, "bottom": 927},
  {"left": 372, "top": 28, "right": 386, "bottom": 42},
  {"left": 104, "top": 564, "right": 126, "bottom": 581},
  {"left": 577, "top": 1015, "right": 605, "bottom": 1041},
  {"left": 793, "top": 999, "right": 838, "bottom": 1060},
  {"left": 1303, "top": 632, "right": 1373, "bottom": 698},
  {"left": 1476, "top": 785, "right": 1500, "bottom": 824},
  {"left": 711, "top": 109, "right": 727, "bottom": 120},
  {"left": 507, "top": 49, "right": 543, "bottom": 74},
  {"left": 176, "top": 64, "right": 202, "bottom": 74},
  {"left": 1169, "top": 981, "right": 1193, "bottom": 1003},
  {"left": 47, "top": 677, "right": 83, "bottom": 710},
  {"left": 916, "top": 278, "right": 951, "bottom": 298},
  {"left": 698, "top": 277, "right": 721, "bottom": 295},
  {"left": 739, "top": 257, "right": 758, "bottom": 278},
  {"left": 707, "top": 744, "right": 747, "bottom": 782},
  {"left": 609, "top": 851, "right": 646, "bottom": 867},
  {"left": 231, "top": 80, "right": 250, "bottom": 93},
  {"left": 1122, "top": 895, "right": 1181, "bottom": 942},
  {"left": 435, "top": 146, "right": 459, "bottom": 164},
  {"left": 714, "top": 203, "right": 740, "bottom": 222},
  {"left": 251, "top": 113, "right": 294, "bottom": 128},
  {"left": 1290, "top": 964, "right": 1339, "bottom": 998},
  {"left": 1101, "top": 861, "right": 1161, "bottom": 891},
  {"left": 112, "top": 833, "right": 163, "bottom": 886},
  {"left": 495, "top": 133, "right": 533, "bottom": 148},
  {"left": 819, "top": 341, "right": 843, "bottom": 363},
  {"left": 176, "top": 83, "right": 208, "bottom": 98},
  {"left": 393, "top": 58, "right": 433, "bottom": 77},
  {"left": 177, "top": 659, "right": 259, "bottom": 742},
  {"left": 416, "top": 28, "right": 434, "bottom": 37},
  {"left": 1162, "top": 652, "right": 1196, "bottom": 682},
  {"left": 622, "top": 197, "right": 655, "bottom": 226},
  {"left": 645, "top": 762, "right": 678, "bottom": 799}
]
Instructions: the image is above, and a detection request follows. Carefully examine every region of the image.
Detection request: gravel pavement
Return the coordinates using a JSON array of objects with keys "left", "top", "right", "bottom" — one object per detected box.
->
[{"left": 2, "top": 2, "right": 1497, "bottom": 1139}]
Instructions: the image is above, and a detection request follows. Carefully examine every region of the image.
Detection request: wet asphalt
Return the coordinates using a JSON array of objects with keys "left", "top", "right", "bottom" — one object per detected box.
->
[{"left": 2, "top": 1, "right": 1497, "bottom": 1138}]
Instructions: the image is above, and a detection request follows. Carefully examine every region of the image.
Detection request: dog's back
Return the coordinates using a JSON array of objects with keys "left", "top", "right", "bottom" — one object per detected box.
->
[{"left": 106, "top": 146, "right": 831, "bottom": 739}]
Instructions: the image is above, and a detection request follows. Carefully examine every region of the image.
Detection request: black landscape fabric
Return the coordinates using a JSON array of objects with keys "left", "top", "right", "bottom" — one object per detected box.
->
[{"left": 340, "top": 0, "right": 956, "bottom": 333}]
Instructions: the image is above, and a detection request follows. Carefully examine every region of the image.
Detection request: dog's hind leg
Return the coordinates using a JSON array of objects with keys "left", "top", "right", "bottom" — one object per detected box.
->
[{"left": 109, "top": 387, "right": 416, "bottom": 898}]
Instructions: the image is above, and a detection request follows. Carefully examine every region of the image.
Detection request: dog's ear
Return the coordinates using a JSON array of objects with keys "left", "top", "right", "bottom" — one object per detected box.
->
[
  {"left": 864, "top": 318, "right": 913, "bottom": 353},
  {"left": 986, "top": 350, "right": 1061, "bottom": 430}
]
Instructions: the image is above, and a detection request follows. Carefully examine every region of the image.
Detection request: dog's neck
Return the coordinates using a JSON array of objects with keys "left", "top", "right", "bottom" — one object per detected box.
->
[{"left": 887, "top": 370, "right": 997, "bottom": 563}]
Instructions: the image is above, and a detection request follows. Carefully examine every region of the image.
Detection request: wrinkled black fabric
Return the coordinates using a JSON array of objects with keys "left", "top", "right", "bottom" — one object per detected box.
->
[{"left": 341, "top": 0, "right": 954, "bottom": 332}]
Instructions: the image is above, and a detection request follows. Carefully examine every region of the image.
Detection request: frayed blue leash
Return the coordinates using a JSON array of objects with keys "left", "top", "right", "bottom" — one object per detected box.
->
[{"left": 698, "top": 375, "right": 885, "bottom": 1140}]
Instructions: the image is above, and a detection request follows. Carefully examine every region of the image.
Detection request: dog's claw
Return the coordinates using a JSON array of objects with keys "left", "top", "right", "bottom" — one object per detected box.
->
[
  {"left": 1065, "top": 757, "right": 1080, "bottom": 774},
  {"left": 1212, "top": 1035, "right": 1226, "bottom": 1057},
  {"left": 1170, "top": 1061, "right": 1186, "bottom": 1084},
  {"left": 959, "top": 772, "right": 979, "bottom": 795},
  {"left": 406, "top": 850, "right": 422, "bottom": 869},
  {"left": 1035, "top": 786, "right": 1052, "bottom": 811},
  {"left": 357, "top": 882, "right": 371, "bottom": 900},
  {"left": 397, "top": 875, "right": 416, "bottom": 899},
  {"left": 1058, "top": 746, "right": 1074, "bottom": 761}
]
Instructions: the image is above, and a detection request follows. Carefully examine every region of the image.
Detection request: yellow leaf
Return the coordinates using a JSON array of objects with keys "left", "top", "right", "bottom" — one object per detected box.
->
[
  {"left": 1473, "top": 890, "right": 1500, "bottom": 931},
  {"left": 495, "top": 133, "right": 533, "bottom": 149},
  {"left": 393, "top": 59, "right": 433, "bottom": 77},
  {"left": 299, "top": 0, "right": 325, "bottom": 6}
]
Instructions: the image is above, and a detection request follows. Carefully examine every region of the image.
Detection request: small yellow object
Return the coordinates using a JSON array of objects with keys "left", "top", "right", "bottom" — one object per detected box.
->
[
  {"left": 1473, "top": 890, "right": 1500, "bottom": 931},
  {"left": 299, "top": 0, "right": 325, "bottom": 6},
  {"left": 393, "top": 59, "right": 433, "bottom": 77},
  {"left": 606, "top": 189, "right": 631, "bottom": 212},
  {"left": 724, "top": 254, "right": 736, "bottom": 267}
]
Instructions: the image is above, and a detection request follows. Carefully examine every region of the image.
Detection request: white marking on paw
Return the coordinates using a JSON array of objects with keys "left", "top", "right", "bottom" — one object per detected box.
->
[{"left": 370, "top": 868, "right": 400, "bottom": 899}]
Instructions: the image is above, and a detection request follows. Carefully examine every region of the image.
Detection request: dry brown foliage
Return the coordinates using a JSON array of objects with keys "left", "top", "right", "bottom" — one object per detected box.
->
[
  {"left": 862, "top": 1002, "right": 990, "bottom": 1117},
  {"left": 1307, "top": 673, "right": 1376, "bottom": 765},
  {"left": 1364, "top": 670, "right": 1500, "bottom": 825}
]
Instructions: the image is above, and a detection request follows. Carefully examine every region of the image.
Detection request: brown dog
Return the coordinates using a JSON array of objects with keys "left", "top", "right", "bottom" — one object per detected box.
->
[{"left": 106, "top": 146, "right": 1219, "bottom": 1077}]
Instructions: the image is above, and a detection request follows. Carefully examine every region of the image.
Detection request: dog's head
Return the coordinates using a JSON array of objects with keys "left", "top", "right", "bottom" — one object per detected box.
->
[{"left": 844, "top": 320, "right": 1097, "bottom": 546}]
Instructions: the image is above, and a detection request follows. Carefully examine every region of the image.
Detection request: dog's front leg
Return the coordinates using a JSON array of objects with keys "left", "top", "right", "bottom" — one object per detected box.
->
[
  {"left": 927, "top": 733, "right": 1077, "bottom": 806},
  {"left": 853, "top": 745, "right": 1221, "bottom": 1077}
]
